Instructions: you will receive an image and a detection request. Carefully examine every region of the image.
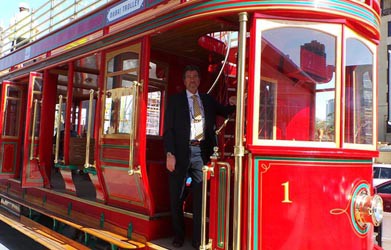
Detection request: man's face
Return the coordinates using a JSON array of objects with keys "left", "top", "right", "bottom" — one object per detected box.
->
[{"left": 184, "top": 70, "right": 200, "bottom": 94}]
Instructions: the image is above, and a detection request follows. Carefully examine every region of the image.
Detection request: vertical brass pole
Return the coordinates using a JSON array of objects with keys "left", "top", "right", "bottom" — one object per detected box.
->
[
  {"left": 84, "top": 89, "right": 94, "bottom": 168},
  {"left": 30, "top": 99, "right": 39, "bottom": 160},
  {"left": 233, "top": 12, "right": 248, "bottom": 250},
  {"left": 128, "top": 81, "right": 142, "bottom": 176},
  {"left": 128, "top": 83, "right": 137, "bottom": 173},
  {"left": 54, "top": 95, "right": 63, "bottom": 164}
]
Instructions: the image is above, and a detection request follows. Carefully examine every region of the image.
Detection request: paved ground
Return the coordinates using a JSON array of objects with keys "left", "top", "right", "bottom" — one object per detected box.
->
[{"left": 0, "top": 221, "right": 47, "bottom": 250}]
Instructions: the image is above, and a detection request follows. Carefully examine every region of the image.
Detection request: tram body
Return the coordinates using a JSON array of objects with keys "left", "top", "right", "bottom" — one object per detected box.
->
[{"left": 0, "top": 0, "right": 383, "bottom": 249}]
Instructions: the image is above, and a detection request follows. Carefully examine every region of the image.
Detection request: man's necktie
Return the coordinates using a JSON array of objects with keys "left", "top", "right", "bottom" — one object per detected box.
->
[
  {"left": 192, "top": 95, "right": 202, "bottom": 120},
  {"left": 192, "top": 95, "right": 204, "bottom": 140}
]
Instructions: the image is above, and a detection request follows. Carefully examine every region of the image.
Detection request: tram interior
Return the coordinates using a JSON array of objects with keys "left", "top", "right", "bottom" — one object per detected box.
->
[
  {"left": 50, "top": 55, "right": 99, "bottom": 199},
  {"left": 46, "top": 18, "right": 241, "bottom": 201}
]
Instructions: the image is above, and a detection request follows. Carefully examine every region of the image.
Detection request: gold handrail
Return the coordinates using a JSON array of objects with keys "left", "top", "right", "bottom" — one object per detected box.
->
[
  {"left": 30, "top": 99, "right": 40, "bottom": 161},
  {"left": 84, "top": 89, "right": 95, "bottom": 169},
  {"left": 201, "top": 164, "right": 214, "bottom": 250},
  {"left": 54, "top": 95, "right": 63, "bottom": 164},
  {"left": 128, "top": 81, "right": 142, "bottom": 177},
  {"left": 215, "top": 117, "right": 230, "bottom": 135}
]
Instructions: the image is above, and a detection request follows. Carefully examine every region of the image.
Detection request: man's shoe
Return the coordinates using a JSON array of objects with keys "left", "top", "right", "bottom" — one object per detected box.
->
[{"left": 172, "top": 237, "right": 184, "bottom": 248}]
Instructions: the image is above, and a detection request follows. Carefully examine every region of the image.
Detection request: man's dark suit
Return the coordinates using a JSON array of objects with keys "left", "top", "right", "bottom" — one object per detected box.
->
[{"left": 163, "top": 90, "right": 234, "bottom": 245}]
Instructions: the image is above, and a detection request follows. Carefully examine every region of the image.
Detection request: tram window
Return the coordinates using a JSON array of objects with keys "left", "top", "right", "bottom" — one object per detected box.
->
[
  {"left": 31, "top": 76, "right": 42, "bottom": 138},
  {"left": 344, "top": 38, "right": 374, "bottom": 145},
  {"left": 3, "top": 86, "right": 21, "bottom": 137},
  {"left": 257, "top": 25, "right": 336, "bottom": 142},
  {"left": 146, "top": 62, "right": 167, "bottom": 136},
  {"left": 104, "top": 45, "right": 140, "bottom": 136},
  {"left": 147, "top": 87, "right": 162, "bottom": 136},
  {"left": 104, "top": 85, "right": 134, "bottom": 134},
  {"left": 107, "top": 52, "right": 139, "bottom": 75}
]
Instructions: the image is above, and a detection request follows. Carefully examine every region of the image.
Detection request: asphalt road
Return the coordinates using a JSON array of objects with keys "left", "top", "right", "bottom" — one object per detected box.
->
[{"left": 0, "top": 221, "right": 47, "bottom": 250}]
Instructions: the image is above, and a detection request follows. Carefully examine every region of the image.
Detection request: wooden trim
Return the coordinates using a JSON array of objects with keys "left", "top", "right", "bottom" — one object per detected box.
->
[{"left": 0, "top": 210, "right": 89, "bottom": 250}]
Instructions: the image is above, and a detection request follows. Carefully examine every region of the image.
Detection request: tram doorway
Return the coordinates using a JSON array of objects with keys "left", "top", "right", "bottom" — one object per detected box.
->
[
  {"left": 0, "top": 73, "right": 53, "bottom": 188},
  {"left": 0, "top": 81, "right": 26, "bottom": 181},
  {"left": 50, "top": 55, "right": 100, "bottom": 200}
]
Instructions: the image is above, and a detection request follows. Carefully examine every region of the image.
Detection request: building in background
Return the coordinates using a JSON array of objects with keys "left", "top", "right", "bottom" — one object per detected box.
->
[{"left": 380, "top": 0, "right": 391, "bottom": 142}]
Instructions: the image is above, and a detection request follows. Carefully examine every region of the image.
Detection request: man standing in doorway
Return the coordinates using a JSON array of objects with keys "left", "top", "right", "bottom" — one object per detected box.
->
[{"left": 164, "top": 65, "right": 235, "bottom": 248}]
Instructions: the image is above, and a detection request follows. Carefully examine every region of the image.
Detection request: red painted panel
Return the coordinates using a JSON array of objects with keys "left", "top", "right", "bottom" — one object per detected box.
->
[
  {"left": 147, "top": 162, "right": 169, "bottom": 212},
  {"left": 100, "top": 138, "right": 149, "bottom": 212},
  {"left": 102, "top": 166, "right": 145, "bottom": 203},
  {"left": 39, "top": 70, "right": 57, "bottom": 182},
  {"left": 2, "top": 144, "right": 15, "bottom": 173}
]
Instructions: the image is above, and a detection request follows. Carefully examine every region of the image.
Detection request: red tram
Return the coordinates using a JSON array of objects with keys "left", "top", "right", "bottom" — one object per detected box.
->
[{"left": 0, "top": 0, "right": 384, "bottom": 249}]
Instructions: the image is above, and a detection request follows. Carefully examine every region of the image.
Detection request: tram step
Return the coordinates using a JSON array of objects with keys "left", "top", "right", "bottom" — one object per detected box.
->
[
  {"left": 82, "top": 227, "right": 145, "bottom": 249},
  {"left": 0, "top": 194, "right": 145, "bottom": 249},
  {"left": 0, "top": 209, "right": 88, "bottom": 250},
  {"left": 35, "top": 209, "right": 145, "bottom": 249},
  {"left": 0, "top": 193, "right": 146, "bottom": 249}
]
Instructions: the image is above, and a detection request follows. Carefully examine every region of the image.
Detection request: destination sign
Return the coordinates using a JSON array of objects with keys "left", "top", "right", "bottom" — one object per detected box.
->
[{"left": 107, "top": 0, "right": 144, "bottom": 23}]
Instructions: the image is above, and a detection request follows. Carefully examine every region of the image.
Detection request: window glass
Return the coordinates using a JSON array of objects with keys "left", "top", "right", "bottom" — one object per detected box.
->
[
  {"left": 31, "top": 77, "right": 42, "bottom": 138},
  {"left": 147, "top": 90, "right": 162, "bottom": 135},
  {"left": 104, "top": 85, "right": 136, "bottom": 135},
  {"left": 30, "top": 95, "right": 42, "bottom": 138},
  {"left": 258, "top": 27, "right": 336, "bottom": 142},
  {"left": 344, "top": 38, "right": 373, "bottom": 145},
  {"left": 3, "top": 86, "right": 21, "bottom": 136},
  {"left": 258, "top": 80, "right": 276, "bottom": 139},
  {"left": 107, "top": 52, "right": 139, "bottom": 74},
  {"left": 104, "top": 48, "right": 139, "bottom": 136},
  {"left": 146, "top": 61, "right": 167, "bottom": 136}
]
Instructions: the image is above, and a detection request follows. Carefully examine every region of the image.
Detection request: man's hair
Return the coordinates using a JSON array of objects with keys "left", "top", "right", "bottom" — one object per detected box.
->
[{"left": 183, "top": 65, "right": 201, "bottom": 80}]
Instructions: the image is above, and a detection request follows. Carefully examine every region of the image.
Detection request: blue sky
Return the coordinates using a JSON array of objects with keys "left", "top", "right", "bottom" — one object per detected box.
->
[{"left": 1, "top": 0, "right": 47, "bottom": 27}]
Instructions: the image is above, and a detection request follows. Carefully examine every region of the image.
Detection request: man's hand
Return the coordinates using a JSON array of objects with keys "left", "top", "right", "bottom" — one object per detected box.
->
[{"left": 166, "top": 152, "right": 176, "bottom": 172}]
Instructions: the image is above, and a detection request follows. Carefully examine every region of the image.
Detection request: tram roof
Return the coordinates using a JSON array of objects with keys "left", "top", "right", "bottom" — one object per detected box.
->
[{"left": 0, "top": 0, "right": 381, "bottom": 80}]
